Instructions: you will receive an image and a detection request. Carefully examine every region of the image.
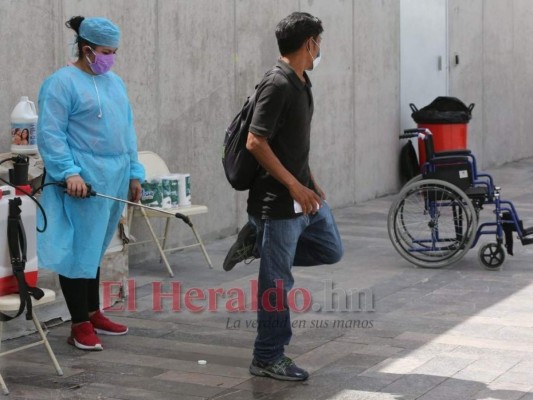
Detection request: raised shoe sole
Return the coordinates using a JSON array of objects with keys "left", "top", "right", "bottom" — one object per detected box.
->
[
  {"left": 94, "top": 327, "right": 129, "bottom": 336},
  {"left": 67, "top": 336, "right": 103, "bottom": 351}
]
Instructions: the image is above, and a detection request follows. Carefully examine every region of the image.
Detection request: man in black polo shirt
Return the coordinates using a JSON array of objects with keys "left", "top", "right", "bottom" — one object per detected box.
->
[{"left": 224, "top": 12, "right": 343, "bottom": 381}]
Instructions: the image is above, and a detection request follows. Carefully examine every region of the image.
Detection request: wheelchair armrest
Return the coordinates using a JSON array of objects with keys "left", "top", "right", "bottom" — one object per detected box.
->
[
  {"left": 434, "top": 149, "right": 472, "bottom": 157},
  {"left": 430, "top": 155, "right": 471, "bottom": 165}
]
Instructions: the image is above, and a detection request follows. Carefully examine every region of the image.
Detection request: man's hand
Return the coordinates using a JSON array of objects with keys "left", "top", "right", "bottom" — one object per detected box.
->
[
  {"left": 66, "top": 175, "right": 88, "bottom": 198},
  {"left": 289, "top": 181, "right": 322, "bottom": 215},
  {"left": 129, "top": 179, "right": 142, "bottom": 203}
]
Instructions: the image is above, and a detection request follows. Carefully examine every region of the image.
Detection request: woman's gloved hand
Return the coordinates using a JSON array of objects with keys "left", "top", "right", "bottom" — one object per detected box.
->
[{"left": 66, "top": 175, "right": 88, "bottom": 198}]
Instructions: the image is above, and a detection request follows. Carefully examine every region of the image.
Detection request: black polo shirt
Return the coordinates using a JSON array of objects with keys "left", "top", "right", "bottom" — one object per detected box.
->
[{"left": 247, "top": 59, "right": 316, "bottom": 219}]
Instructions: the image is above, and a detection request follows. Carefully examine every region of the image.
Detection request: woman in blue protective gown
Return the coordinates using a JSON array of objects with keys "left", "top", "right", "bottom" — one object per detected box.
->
[{"left": 37, "top": 16, "right": 145, "bottom": 351}]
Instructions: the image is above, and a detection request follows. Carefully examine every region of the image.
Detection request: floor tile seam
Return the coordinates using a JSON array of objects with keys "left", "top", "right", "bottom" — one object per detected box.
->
[
  {"left": 79, "top": 352, "right": 251, "bottom": 379},
  {"left": 70, "top": 367, "right": 247, "bottom": 396},
  {"left": 152, "top": 369, "right": 250, "bottom": 386},
  {"left": 153, "top": 360, "right": 252, "bottom": 380},
  {"left": 207, "top": 388, "right": 249, "bottom": 400},
  {"left": 412, "top": 351, "right": 478, "bottom": 373},
  {"left": 517, "top": 391, "right": 533, "bottom": 400},
  {"left": 451, "top": 317, "right": 533, "bottom": 329},
  {"left": 292, "top": 356, "right": 355, "bottom": 378},
  {"left": 374, "top": 369, "right": 413, "bottom": 395},
  {"left": 82, "top": 380, "right": 211, "bottom": 400},
  {"left": 286, "top": 334, "right": 348, "bottom": 357},
  {"left": 411, "top": 357, "right": 479, "bottom": 400},
  {"left": 413, "top": 376, "right": 449, "bottom": 400},
  {"left": 153, "top": 369, "right": 251, "bottom": 382},
  {"left": 291, "top": 336, "right": 359, "bottom": 368},
  {"left": 100, "top": 343, "right": 253, "bottom": 363},
  {"left": 334, "top": 337, "right": 407, "bottom": 353},
  {"left": 470, "top": 358, "right": 523, "bottom": 387},
  {"left": 379, "top": 374, "right": 448, "bottom": 398},
  {"left": 393, "top": 330, "right": 533, "bottom": 351},
  {"left": 105, "top": 334, "right": 253, "bottom": 357},
  {"left": 372, "top": 283, "right": 434, "bottom": 304},
  {"left": 406, "top": 344, "right": 462, "bottom": 359},
  {"left": 363, "top": 346, "right": 478, "bottom": 375},
  {"left": 357, "top": 353, "right": 439, "bottom": 378},
  {"left": 305, "top": 349, "right": 393, "bottom": 373}
]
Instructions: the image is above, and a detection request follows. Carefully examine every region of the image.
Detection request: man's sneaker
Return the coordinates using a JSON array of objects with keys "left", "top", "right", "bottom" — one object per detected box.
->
[
  {"left": 90, "top": 310, "right": 128, "bottom": 335},
  {"left": 249, "top": 356, "right": 309, "bottom": 381},
  {"left": 223, "top": 222, "right": 257, "bottom": 271},
  {"left": 67, "top": 321, "right": 103, "bottom": 351}
]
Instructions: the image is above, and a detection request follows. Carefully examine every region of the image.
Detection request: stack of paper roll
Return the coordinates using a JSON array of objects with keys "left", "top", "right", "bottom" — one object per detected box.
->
[{"left": 140, "top": 173, "right": 191, "bottom": 208}]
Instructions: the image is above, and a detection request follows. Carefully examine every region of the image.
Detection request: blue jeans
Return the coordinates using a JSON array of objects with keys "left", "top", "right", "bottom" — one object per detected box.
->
[{"left": 249, "top": 202, "right": 343, "bottom": 363}]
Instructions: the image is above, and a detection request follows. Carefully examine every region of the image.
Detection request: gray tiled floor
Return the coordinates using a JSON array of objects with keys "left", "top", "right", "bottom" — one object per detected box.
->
[{"left": 3, "top": 159, "right": 533, "bottom": 399}]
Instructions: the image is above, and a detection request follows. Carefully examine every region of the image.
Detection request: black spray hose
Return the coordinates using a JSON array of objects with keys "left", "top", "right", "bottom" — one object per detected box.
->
[{"left": 54, "top": 182, "right": 193, "bottom": 227}]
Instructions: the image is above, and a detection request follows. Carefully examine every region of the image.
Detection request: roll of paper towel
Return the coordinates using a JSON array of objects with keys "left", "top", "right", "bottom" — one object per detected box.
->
[{"left": 177, "top": 173, "right": 191, "bottom": 206}]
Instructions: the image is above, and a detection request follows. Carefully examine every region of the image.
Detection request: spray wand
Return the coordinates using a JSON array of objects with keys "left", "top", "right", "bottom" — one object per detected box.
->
[{"left": 56, "top": 182, "right": 193, "bottom": 227}]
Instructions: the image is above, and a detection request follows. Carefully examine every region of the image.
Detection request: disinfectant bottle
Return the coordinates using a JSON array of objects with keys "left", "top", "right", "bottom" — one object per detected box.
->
[{"left": 10, "top": 96, "right": 38, "bottom": 155}]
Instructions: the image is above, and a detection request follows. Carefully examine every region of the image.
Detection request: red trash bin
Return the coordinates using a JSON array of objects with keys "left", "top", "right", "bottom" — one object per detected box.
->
[
  {"left": 410, "top": 97, "right": 474, "bottom": 166},
  {"left": 417, "top": 123, "right": 468, "bottom": 165}
]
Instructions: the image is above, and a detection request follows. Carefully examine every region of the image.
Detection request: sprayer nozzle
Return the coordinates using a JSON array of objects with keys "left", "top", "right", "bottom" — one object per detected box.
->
[{"left": 175, "top": 213, "right": 193, "bottom": 227}]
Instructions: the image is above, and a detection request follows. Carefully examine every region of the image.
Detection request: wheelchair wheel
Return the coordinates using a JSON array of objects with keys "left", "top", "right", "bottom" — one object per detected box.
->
[
  {"left": 478, "top": 243, "right": 505, "bottom": 270},
  {"left": 401, "top": 174, "right": 422, "bottom": 189},
  {"left": 388, "top": 179, "right": 478, "bottom": 268}
]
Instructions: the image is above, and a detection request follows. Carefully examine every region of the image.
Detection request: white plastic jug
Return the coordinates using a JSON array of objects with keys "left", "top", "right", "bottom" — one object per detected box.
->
[{"left": 10, "top": 96, "right": 38, "bottom": 155}]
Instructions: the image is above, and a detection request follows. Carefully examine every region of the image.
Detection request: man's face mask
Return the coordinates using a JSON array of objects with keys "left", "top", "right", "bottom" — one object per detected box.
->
[
  {"left": 85, "top": 47, "right": 115, "bottom": 75},
  {"left": 308, "top": 38, "right": 321, "bottom": 70}
]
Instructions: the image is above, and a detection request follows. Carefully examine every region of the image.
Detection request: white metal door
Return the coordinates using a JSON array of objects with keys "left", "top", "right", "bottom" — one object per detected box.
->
[{"left": 400, "top": 0, "right": 448, "bottom": 131}]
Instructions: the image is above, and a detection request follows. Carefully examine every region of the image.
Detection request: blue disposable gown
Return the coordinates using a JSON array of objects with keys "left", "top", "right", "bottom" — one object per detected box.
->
[{"left": 37, "top": 66, "right": 145, "bottom": 278}]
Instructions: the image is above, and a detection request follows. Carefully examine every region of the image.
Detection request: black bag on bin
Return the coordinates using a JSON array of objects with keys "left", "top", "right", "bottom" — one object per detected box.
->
[
  {"left": 399, "top": 140, "right": 420, "bottom": 184},
  {"left": 410, "top": 96, "right": 475, "bottom": 124}
]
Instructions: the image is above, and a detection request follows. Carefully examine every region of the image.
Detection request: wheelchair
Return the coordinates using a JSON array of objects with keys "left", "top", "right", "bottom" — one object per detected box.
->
[{"left": 388, "top": 128, "right": 533, "bottom": 269}]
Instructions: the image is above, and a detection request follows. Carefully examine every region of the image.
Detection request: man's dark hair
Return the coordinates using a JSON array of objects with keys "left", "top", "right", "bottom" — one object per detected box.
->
[{"left": 275, "top": 12, "right": 323, "bottom": 56}]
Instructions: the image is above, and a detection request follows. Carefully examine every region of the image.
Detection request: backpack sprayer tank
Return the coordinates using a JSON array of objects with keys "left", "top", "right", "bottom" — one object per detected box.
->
[{"left": 0, "top": 155, "right": 37, "bottom": 295}]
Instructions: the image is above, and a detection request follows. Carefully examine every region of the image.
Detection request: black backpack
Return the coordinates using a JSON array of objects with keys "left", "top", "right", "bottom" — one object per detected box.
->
[{"left": 222, "top": 67, "right": 282, "bottom": 191}]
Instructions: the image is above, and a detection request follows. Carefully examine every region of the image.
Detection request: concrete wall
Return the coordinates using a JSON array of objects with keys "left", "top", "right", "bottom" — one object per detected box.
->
[
  {"left": 0, "top": 1, "right": 531, "bottom": 264},
  {"left": 449, "top": 0, "right": 533, "bottom": 169}
]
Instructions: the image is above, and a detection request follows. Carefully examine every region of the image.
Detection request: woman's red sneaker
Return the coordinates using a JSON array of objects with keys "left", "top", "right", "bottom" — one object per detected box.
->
[
  {"left": 90, "top": 310, "right": 128, "bottom": 335},
  {"left": 67, "top": 321, "right": 103, "bottom": 351}
]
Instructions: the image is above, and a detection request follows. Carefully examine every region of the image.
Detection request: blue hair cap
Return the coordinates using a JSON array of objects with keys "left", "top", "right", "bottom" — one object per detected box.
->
[{"left": 79, "top": 17, "right": 120, "bottom": 48}]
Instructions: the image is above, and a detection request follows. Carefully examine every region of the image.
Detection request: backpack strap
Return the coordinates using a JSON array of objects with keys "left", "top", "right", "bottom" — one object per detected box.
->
[
  {"left": 262, "top": 66, "right": 292, "bottom": 139},
  {"left": 0, "top": 197, "right": 43, "bottom": 322}
]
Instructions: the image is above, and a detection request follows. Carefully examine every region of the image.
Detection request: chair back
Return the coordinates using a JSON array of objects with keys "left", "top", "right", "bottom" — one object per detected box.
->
[{"left": 138, "top": 151, "right": 171, "bottom": 180}]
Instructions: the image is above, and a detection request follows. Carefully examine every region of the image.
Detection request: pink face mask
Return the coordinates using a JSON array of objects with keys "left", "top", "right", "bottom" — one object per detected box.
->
[{"left": 86, "top": 48, "right": 115, "bottom": 75}]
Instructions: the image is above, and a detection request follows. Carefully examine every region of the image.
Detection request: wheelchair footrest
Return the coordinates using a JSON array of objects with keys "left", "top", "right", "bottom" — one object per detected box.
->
[
  {"left": 521, "top": 238, "right": 533, "bottom": 246},
  {"left": 520, "top": 227, "right": 533, "bottom": 246},
  {"left": 522, "top": 227, "right": 533, "bottom": 236}
]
